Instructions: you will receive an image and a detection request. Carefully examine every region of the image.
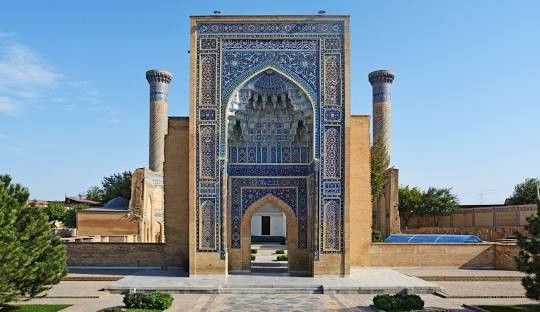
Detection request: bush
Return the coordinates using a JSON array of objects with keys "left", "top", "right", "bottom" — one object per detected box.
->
[
  {"left": 373, "top": 294, "right": 400, "bottom": 311},
  {"left": 373, "top": 294, "right": 424, "bottom": 312},
  {"left": 275, "top": 249, "right": 285, "bottom": 254},
  {"left": 251, "top": 255, "right": 256, "bottom": 261},
  {"left": 123, "top": 292, "right": 173, "bottom": 310},
  {"left": 401, "top": 294, "right": 424, "bottom": 310},
  {"left": 276, "top": 255, "right": 288, "bottom": 261},
  {"left": 372, "top": 229, "right": 383, "bottom": 242},
  {"left": 123, "top": 293, "right": 146, "bottom": 309},
  {"left": 251, "top": 248, "right": 257, "bottom": 254}
]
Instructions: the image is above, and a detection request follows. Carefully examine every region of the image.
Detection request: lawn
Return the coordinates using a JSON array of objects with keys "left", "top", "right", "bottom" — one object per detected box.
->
[
  {"left": 477, "top": 305, "right": 540, "bottom": 312},
  {"left": 0, "top": 305, "right": 71, "bottom": 312}
]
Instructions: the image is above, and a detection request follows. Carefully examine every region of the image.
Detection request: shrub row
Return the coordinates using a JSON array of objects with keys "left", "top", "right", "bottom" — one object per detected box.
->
[
  {"left": 275, "top": 249, "right": 285, "bottom": 254},
  {"left": 276, "top": 255, "right": 288, "bottom": 261},
  {"left": 373, "top": 294, "right": 424, "bottom": 312},
  {"left": 123, "top": 292, "right": 173, "bottom": 310}
]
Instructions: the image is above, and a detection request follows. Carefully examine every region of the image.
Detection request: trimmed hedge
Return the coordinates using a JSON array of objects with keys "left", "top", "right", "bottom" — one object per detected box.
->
[
  {"left": 276, "top": 255, "right": 288, "bottom": 261},
  {"left": 275, "top": 249, "right": 285, "bottom": 254},
  {"left": 373, "top": 294, "right": 424, "bottom": 312},
  {"left": 123, "top": 292, "right": 173, "bottom": 310},
  {"left": 251, "top": 248, "right": 258, "bottom": 254},
  {"left": 251, "top": 255, "right": 256, "bottom": 261}
]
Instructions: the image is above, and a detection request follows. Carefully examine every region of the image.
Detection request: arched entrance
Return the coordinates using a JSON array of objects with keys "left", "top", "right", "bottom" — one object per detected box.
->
[
  {"left": 241, "top": 194, "right": 300, "bottom": 274},
  {"left": 225, "top": 68, "right": 314, "bottom": 275}
]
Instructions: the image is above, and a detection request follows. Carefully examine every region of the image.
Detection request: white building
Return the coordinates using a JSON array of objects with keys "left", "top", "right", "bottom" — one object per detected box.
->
[{"left": 251, "top": 204, "right": 286, "bottom": 243}]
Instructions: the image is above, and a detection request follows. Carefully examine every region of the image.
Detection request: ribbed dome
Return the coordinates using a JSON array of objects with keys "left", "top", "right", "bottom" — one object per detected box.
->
[
  {"left": 103, "top": 197, "right": 129, "bottom": 210},
  {"left": 253, "top": 70, "right": 287, "bottom": 94}
]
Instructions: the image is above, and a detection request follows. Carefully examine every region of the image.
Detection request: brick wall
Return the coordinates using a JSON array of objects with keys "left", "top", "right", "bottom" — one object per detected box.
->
[
  {"left": 367, "top": 243, "right": 518, "bottom": 270},
  {"left": 406, "top": 205, "right": 535, "bottom": 229},
  {"left": 348, "top": 116, "right": 372, "bottom": 267},
  {"left": 66, "top": 117, "right": 190, "bottom": 268}
]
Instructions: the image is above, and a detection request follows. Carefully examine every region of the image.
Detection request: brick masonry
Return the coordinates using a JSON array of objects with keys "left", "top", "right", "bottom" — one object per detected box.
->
[{"left": 67, "top": 117, "right": 190, "bottom": 268}]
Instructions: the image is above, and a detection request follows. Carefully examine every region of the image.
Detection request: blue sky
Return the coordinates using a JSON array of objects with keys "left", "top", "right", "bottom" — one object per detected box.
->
[{"left": 0, "top": 0, "right": 538, "bottom": 204}]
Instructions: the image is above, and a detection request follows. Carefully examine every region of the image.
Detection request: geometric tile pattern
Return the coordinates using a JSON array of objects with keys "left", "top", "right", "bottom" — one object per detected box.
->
[
  {"left": 230, "top": 177, "right": 308, "bottom": 249},
  {"left": 194, "top": 20, "right": 346, "bottom": 255}
]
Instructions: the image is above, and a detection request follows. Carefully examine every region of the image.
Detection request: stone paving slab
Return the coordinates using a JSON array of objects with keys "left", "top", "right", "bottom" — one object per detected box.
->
[
  {"left": 16, "top": 294, "right": 476, "bottom": 311},
  {"left": 393, "top": 267, "right": 525, "bottom": 277},
  {"left": 437, "top": 281, "right": 527, "bottom": 298},
  {"left": 107, "top": 268, "right": 440, "bottom": 294}
]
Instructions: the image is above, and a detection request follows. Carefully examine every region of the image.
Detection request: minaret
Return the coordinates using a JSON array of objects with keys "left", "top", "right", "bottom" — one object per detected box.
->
[
  {"left": 368, "top": 70, "right": 395, "bottom": 163},
  {"left": 146, "top": 69, "right": 172, "bottom": 172}
]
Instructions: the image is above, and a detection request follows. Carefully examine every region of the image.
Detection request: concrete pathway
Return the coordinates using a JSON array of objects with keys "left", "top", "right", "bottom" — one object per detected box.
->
[
  {"left": 251, "top": 243, "right": 288, "bottom": 274},
  {"left": 107, "top": 268, "right": 440, "bottom": 294},
  {"left": 11, "top": 267, "right": 538, "bottom": 311}
]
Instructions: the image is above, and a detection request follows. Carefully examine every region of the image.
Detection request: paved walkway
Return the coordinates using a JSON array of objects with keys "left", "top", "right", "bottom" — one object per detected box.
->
[
  {"left": 251, "top": 243, "right": 288, "bottom": 274},
  {"left": 107, "top": 268, "right": 439, "bottom": 294},
  {"left": 10, "top": 267, "right": 539, "bottom": 311},
  {"left": 395, "top": 267, "right": 525, "bottom": 278}
]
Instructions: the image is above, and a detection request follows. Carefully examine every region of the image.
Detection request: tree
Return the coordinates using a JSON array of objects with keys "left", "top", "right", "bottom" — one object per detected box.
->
[
  {"left": 44, "top": 201, "right": 66, "bottom": 224},
  {"left": 422, "top": 187, "right": 459, "bottom": 226},
  {"left": 516, "top": 183, "right": 540, "bottom": 299},
  {"left": 85, "top": 186, "right": 103, "bottom": 203},
  {"left": 398, "top": 186, "right": 424, "bottom": 229},
  {"left": 61, "top": 204, "right": 90, "bottom": 228},
  {"left": 0, "top": 175, "right": 66, "bottom": 304},
  {"left": 371, "top": 140, "right": 390, "bottom": 204},
  {"left": 508, "top": 178, "right": 540, "bottom": 205}
]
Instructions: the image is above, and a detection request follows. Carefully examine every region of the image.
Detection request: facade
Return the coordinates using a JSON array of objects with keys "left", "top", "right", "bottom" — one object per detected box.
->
[
  {"left": 188, "top": 15, "right": 356, "bottom": 276},
  {"left": 69, "top": 15, "right": 386, "bottom": 276}
]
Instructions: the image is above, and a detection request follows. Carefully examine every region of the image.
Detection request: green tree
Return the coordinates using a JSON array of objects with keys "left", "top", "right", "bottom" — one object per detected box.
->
[
  {"left": 371, "top": 141, "right": 390, "bottom": 204},
  {"left": 508, "top": 178, "right": 540, "bottom": 205},
  {"left": 516, "top": 183, "right": 540, "bottom": 299},
  {"left": 61, "top": 204, "right": 90, "bottom": 228},
  {"left": 0, "top": 175, "right": 66, "bottom": 304},
  {"left": 398, "top": 186, "right": 424, "bottom": 229},
  {"left": 85, "top": 186, "right": 103, "bottom": 203},
  {"left": 44, "top": 201, "right": 66, "bottom": 224},
  {"left": 422, "top": 187, "right": 459, "bottom": 226},
  {"left": 100, "top": 171, "right": 132, "bottom": 203}
]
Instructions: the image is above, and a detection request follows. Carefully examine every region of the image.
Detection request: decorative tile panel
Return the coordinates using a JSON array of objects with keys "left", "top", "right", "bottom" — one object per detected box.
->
[
  {"left": 200, "top": 54, "right": 217, "bottom": 106},
  {"left": 323, "top": 199, "right": 341, "bottom": 251},
  {"left": 230, "top": 177, "right": 308, "bottom": 249},
  {"left": 323, "top": 54, "right": 341, "bottom": 106},
  {"left": 194, "top": 19, "right": 346, "bottom": 256},
  {"left": 199, "top": 199, "right": 216, "bottom": 250},
  {"left": 199, "top": 125, "right": 216, "bottom": 179},
  {"left": 323, "top": 127, "right": 340, "bottom": 179}
]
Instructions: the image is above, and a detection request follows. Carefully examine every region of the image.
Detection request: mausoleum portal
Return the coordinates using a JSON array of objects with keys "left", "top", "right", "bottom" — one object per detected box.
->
[
  {"left": 226, "top": 69, "right": 314, "bottom": 273},
  {"left": 187, "top": 15, "right": 370, "bottom": 276}
]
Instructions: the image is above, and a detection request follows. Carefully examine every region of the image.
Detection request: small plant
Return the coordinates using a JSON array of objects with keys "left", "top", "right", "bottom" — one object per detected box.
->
[
  {"left": 276, "top": 255, "right": 288, "bottom": 261},
  {"left": 251, "top": 248, "right": 257, "bottom": 254},
  {"left": 275, "top": 249, "right": 285, "bottom": 254},
  {"left": 251, "top": 255, "right": 256, "bottom": 261},
  {"left": 123, "top": 291, "right": 173, "bottom": 310},
  {"left": 372, "top": 229, "right": 383, "bottom": 242},
  {"left": 373, "top": 294, "right": 424, "bottom": 312}
]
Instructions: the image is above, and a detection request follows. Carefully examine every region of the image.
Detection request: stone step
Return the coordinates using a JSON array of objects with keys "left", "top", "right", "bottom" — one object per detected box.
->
[
  {"left": 220, "top": 287, "right": 323, "bottom": 294},
  {"left": 108, "top": 285, "right": 438, "bottom": 295},
  {"left": 250, "top": 268, "right": 288, "bottom": 274},
  {"left": 251, "top": 262, "right": 288, "bottom": 268}
]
